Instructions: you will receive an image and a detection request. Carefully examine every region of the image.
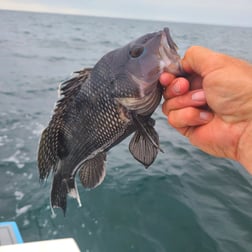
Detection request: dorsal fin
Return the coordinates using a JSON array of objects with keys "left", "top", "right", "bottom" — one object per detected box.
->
[
  {"left": 38, "top": 127, "right": 58, "bottom": 180},
  {"left": 57, "top": 68, "right": 92, "bottom": 106},
  {"left": 37, "top": 68, "right": 92, "bottom": 181}
]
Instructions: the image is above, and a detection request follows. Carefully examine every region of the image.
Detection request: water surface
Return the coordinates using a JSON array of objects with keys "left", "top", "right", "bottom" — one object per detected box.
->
[{"left": 1, "top": 10, "right": 252, "bottom": 252}]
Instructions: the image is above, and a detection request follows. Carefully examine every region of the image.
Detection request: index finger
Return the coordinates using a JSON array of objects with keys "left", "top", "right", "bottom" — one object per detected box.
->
[
  {"left": 159, "top": 72, "right": 175, "bottom": 87},
  {"left": 163, "top": 77, "right": 190, "bottom": 99}
]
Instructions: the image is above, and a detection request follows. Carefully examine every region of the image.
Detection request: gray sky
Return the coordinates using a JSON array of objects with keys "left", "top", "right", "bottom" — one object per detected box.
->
[{"left": 0, "top": 0, "right": 252, "bottom": 27}]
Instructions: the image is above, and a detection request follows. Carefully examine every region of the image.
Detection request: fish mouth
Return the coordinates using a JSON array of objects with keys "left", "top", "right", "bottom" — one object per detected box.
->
[{"left": 159, "top": 28, "right": 183, "bottom": 76}]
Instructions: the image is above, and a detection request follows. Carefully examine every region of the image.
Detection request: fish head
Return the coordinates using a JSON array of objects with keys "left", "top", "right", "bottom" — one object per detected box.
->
[
  {"left": 125, "top": 27, "right": 182, "bottom": 88},
  {"left": 105, "top": 27, "right": 183, "bottom": 115}
]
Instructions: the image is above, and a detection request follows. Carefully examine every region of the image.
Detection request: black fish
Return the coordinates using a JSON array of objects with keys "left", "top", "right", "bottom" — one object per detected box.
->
[{"left": 38, "top": 27, "right": 183, "bottom": 214}]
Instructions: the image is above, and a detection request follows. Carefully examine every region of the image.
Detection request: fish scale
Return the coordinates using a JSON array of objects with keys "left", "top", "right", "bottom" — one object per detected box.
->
[
  {"left": 37, "top": 27, "right": 183, "bottom": 213},
  {"left": 75, "top": 78, "right": 131, "bottom": 152}
]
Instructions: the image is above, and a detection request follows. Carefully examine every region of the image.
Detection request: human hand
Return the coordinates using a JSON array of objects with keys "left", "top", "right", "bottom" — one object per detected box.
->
[{"left": 161, "top": 46, "right": 252, "bottom": 173}]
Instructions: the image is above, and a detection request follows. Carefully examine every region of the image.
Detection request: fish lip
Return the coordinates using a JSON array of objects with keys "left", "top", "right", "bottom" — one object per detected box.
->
[
  {"left": 159, "top": 28, "right": 183, "bottom": 76},
  {"left": 163, "top": 27, "right": 178, "bottom": 51}
]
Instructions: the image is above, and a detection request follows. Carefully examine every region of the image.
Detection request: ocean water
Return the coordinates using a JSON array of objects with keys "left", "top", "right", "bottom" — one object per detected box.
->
[{"left": 1, "top": 9, "right": 252, "bottom": 252}]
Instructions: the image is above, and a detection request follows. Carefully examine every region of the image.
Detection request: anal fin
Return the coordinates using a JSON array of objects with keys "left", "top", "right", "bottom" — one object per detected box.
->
[{"left": 79, "top": 152, "right": 106, "bottom": 189}]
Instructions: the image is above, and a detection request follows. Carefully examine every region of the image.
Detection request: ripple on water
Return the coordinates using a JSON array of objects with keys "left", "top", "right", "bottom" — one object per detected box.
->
[
  {"left": 16, "top": 204, "right": 32, "bottom": 217},
  {"left": 3, "top": 150, "right": 30, "bottom": 169}
]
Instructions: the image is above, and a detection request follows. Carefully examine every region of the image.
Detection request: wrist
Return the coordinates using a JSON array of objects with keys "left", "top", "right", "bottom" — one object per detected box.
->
[{"left": 237, "top": 121, "right": 252, "bottom": 174}]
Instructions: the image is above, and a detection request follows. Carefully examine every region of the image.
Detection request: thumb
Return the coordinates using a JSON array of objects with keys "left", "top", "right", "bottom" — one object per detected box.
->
[{"left": 181, "top": 46, "right": 225, "bottom": 77}]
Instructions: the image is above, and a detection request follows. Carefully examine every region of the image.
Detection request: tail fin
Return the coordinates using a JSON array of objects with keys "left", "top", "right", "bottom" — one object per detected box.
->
[
  {"left": 50, "top": 172, "right": 81, "bottom": 215},
  {"left": 50, "top": 173, "right": 68, "bottom": 215}
]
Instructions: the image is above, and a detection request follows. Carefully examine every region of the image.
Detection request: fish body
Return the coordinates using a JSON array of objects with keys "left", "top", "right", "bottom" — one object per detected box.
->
[{"left": 38, "top": 27, "right": 182, "bottom": 213}]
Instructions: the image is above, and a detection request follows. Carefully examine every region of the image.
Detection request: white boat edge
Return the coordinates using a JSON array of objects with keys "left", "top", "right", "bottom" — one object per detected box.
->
[
  {"left": 0, "top": 238, "right": 81, "bottom": 252},
  {"left": 0, "top": 222, "right": 80, "bottom": 252}
]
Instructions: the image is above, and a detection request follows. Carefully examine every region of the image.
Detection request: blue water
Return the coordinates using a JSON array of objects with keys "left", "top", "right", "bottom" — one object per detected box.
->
[{"left": 1, "top": 9, "right": 252, "bottom": 252}]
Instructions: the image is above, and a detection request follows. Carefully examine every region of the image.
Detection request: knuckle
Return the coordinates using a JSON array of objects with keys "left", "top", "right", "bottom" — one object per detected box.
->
[
  {"left": 162, "top": 102, "right": 169, "bottom": 115},
  {"left": 185, "top": 45, "right": 200, "bottom": 57},
  {"left": 167, "top": 111, "right": 177, "bottom": 127}
]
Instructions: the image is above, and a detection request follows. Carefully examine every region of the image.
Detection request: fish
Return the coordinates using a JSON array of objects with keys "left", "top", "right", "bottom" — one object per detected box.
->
[{"left": 37, "top": 27, "right": 183, "bottom": 214}]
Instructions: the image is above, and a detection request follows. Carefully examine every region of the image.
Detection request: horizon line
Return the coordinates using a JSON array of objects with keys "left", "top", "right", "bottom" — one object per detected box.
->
[{"left": 0, "top": 7, "right": 251, "bottom": 29}]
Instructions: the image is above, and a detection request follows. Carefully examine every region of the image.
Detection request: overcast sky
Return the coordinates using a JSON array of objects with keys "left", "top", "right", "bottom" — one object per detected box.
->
[{"left": 0, "top": 0, "right": 252, "bottom": 27}]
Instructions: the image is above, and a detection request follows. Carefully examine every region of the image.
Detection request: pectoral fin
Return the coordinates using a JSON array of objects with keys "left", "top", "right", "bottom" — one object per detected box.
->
[
  {"left": 129, "top": 118, "right": 162, "bottom": 168},
  {"left": 79, "top": 152, "right": 106, "bottom": 189}
]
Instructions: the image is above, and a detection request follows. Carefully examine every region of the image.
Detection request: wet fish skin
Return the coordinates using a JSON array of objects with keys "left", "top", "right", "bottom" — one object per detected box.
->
[{"left": 37, "top": 27, "right": 182, "bottom": 214}]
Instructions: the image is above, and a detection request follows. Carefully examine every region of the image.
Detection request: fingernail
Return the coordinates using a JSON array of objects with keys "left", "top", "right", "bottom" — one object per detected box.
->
[
  {"left": 192, "top": 90, "right": 205, "bottom": 101},
  {"left": 200, "top": 111, "right": 212, "bottom": 121},
  {"left": 172, "top": 80, "right": 181, "bottom": 94}
]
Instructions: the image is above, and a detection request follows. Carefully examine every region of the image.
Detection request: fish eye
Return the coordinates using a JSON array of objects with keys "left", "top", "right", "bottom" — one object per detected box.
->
[{"left": 129, "top": 45, "right": 145, "bottom": 58}]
